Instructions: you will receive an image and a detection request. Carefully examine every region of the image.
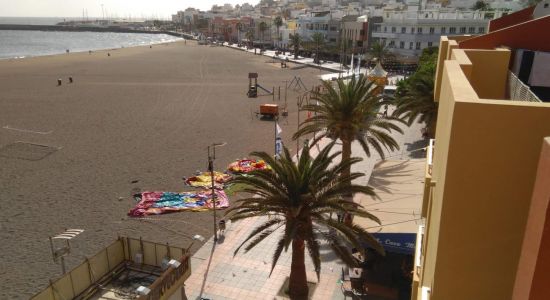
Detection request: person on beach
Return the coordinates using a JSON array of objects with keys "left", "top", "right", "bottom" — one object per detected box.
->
[{"left": 218, "top": 219, "right": 226, "bottom": 236}]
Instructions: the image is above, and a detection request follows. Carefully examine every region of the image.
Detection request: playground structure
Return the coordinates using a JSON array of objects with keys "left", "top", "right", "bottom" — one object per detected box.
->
[{"left": 247, "top": 72, "right": 274, "bottom": 98}]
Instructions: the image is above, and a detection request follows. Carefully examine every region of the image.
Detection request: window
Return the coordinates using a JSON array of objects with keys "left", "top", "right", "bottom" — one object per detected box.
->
[
  {"left": 468, "top": 27, "right": 475, "bottom": 33},
  {"left": 330, "top": 38, "right": 336, "bottom": 42},
  {"left": 417, "top": 27, "right": 423, "bottom": 34},
  {"left": 411, "top": 27, "right": 415, "bottom": 34},
  {"left": 384, "top": 26, "right": 387, "bottom": 32},
  {"left": 459, "top": 27, "right": 466, "bottom": 34},
  {"left": 428, "top": 41, "right": 433, "bottom": 47},
  {"left": 429, "top": 27, "right": 435, "bottom": 34},
  {"left": 478, "top": 27, "right": 485, "bottom": 33},
  {"left": 441, "top": 27, "right": 446, "bottom": 34},
  {"left": 409, "top": 42, "right": 413, "bottom": 49},
  {"left": 416, "top": 42, "right": 421, "bottom": 49},
  {"left": 449, "top": 27, "right": 456, "bottom": 34},
  {"left": 391, "top": 27, "right": 396, "bottom": 33},
  {"left": 400, "top": 41, "right": 404, "bottom": 48},
  {"left": 401, "top": 27, "right": 406, "bottom": 33},
  {"left": 330, "top": 26, "right": 337, "bottom": 31}
]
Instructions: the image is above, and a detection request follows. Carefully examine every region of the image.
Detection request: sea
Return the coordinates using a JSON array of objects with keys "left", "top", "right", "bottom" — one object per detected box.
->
[{"left": 0, "top": 17, "right": 182, "bottom": 59}]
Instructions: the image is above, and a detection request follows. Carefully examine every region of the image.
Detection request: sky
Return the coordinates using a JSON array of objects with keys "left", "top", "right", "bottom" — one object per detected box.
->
[{"left": 0, "top": 0, "right": 260, "bottom": 19}]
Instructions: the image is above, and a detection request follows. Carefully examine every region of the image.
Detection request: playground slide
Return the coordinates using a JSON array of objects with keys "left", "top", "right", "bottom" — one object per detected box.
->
[{"left": 256, "top": 84, "right": 273, "bottom": 95}]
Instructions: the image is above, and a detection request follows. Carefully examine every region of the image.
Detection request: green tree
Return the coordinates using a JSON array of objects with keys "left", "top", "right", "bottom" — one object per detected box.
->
[
  {"left": 245, "top": 29, "right": 255, "bottom": 48},
  {"left": 259, "top": 21, "right": 268, "bottom": 44},
  {"left": 393, "top": 47, "right": 438, "bottom": 137},
  {"left": 293, "top": 75, "right": 403, "bottom": 203},
  {"left": 311, "top": 32, "right": 325, "bottom": 64},
  {"left": 236, "top": 22, "right": 243, "bottom": 42},
  {"left": 227, "top": 143, "right": 384, "bottom": 300},
  {"left": 274, "top": 16, "right": 283, "bottom": 42},
  {"left": 289, "top": 33, "right": 302, "bottom": 59},
  {"left": 368, "top": 41, "right": 393, "bottom": 62},
  {"left": 472, "top": 0, "right": 490, "bottom": 10}
]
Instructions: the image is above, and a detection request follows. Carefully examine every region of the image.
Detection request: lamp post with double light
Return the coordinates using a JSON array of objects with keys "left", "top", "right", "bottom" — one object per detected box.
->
[{"left": 207, "top": 142, "right": 226, "bottom": 242}]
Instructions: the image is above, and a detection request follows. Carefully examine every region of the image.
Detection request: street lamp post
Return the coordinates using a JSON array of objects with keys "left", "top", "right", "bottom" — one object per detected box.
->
[{"left": 208, "top": 142, "right": 226, "bottom": 242}]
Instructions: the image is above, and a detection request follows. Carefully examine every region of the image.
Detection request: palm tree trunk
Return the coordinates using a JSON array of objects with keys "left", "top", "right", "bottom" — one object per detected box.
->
[
  {"left": 341, "top": 138, "right": 353, "bottom": 225},
  {"left": 289, "top": 239, "right": 308, "bottom": 299}
]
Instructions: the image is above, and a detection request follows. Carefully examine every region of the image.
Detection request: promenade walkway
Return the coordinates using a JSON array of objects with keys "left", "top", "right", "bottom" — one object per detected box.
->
[{"left": 183, "top": 94, "right": 427, "bottom": 300}]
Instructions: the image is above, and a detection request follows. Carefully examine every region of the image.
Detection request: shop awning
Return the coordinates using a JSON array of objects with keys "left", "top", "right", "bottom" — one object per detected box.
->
[{"left": 371, "top": 232, "right": 417, "bottom": 255}]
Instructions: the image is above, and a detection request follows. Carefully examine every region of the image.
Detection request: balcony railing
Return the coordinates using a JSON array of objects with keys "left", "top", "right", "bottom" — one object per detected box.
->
[{"left": 507, "top": 71, "right": 542, "bottom": 102}]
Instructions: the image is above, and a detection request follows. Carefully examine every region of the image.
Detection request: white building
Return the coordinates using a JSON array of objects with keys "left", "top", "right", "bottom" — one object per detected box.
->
[{"left": 371, "top": 9, "right": 505, "bottom": 58}]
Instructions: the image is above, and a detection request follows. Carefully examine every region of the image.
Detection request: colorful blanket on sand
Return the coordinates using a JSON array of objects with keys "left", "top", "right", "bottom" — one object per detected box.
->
[
  {"left": 128, "top": 190, "right": 229, "bottom": 217},
  {"left": 185, "top": 171, "right": 232, "bottom": 188},
  {"left": 227, "top": 159, "right": 270, "bottom": 173}
]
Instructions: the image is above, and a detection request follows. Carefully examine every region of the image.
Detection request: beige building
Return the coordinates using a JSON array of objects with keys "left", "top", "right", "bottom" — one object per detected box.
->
[{"left": 413, "top": 4, "right": 550, "bottom": 300}]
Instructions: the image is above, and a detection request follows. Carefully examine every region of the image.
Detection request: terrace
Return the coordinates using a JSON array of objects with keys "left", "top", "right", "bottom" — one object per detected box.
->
[{"left": 31, "top": 237, "right": 191, "bottom": 300}]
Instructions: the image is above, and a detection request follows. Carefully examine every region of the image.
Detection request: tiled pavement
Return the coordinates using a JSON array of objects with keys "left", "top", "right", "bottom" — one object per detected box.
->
[{"left": 183, "top": 90, "right": 426, "bottom": 300}]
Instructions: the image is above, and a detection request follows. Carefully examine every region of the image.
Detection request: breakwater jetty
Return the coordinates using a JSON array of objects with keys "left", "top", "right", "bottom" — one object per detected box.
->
[{"left": 0, "top": 24, "right": 193, "bottom": 39}]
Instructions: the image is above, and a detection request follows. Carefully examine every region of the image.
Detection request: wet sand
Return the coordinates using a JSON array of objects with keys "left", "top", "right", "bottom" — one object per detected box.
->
[{"left": 0, "top": 41, "right": 326, "bottom": 299}]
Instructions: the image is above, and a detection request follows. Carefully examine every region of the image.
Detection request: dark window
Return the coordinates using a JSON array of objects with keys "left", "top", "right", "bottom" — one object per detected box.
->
[
  {"left": 416, "top": 42, "right": 421, "bottom": 49},
  {"left": 428, "top": 42, "right": 433, "bottom": 47},
  {"left": 449, "top": 27, "right": 456, "bottom": 34},
  {"left": 330, "top": 26, "right": 337, "bottom": 31},
  {"left": 459, "top": 27, "right": 466, "bottom": 33},
  {"left": 409, "top": 42, "right": 413, "bottom": 49},
  {"left": 401, "top": 27, "right": 406, "bottom": 33},
  {"left": 478, "top": 27, "right": 485, "bottom": 33},
  {"left": 429, "top": 27, "right": 435, "bottom": 34},
  {"left": 411, "top": 27, "right": 415, "bottom": 34},
  {"left": 441, "top": 27, "right": 446, "bottom": 34},
  {"left": 418, "top": 27, "right": 423, "bottom": 34},
  {"left": 391, "top": 27, "right": 396, "bottom": 33},
  {"left": 400, "top": 41, "right": 404, "bottom": 48},
  {"left": 468, "top": 27, "right": 475, "bottom": 33},
  {"left": 384, "top": 26, "right": 387, "bottom": 32}
]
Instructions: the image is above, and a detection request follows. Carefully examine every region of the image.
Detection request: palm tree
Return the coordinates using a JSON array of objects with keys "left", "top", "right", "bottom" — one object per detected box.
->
[
  {"left": 245, "top": 30, "right": 255, "bottom": 48},
  {"left": 289, "top": 33, "right": 302, "bottom": 59},
  {"left": 293, "top": 75, "right": 403, "bottom": 203},
  {"left": 236, "top": 22, "right": 243, "bottom": 43},
  {"left": 259, "top": 21, "right": 268, "bottom": 45},
  {"left": 392, "top": 73, "right": 437, "bottom": 137},
  {"left": 226, "top": 143, "right": 384, "bottom": 300},
  {"left": 274, "top": 16, "right": 283, "bottom": 43},
  {"left": 310, "top": 32, "right": 325, "bottom": 64},
  {"left": 368, "top": 41, "right": 393, "bottom": 63}
]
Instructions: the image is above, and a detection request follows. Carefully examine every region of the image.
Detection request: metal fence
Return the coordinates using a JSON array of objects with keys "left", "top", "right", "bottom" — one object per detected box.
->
[{"left": 507, "top": 71, "right": 542, "bottom": 102}]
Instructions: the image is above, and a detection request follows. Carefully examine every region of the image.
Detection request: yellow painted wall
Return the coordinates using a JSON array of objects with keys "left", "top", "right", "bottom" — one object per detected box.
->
[
  {"left": 287, "top": 20, "right": 297, "bottom": 30},
  {"left": 420, "top": 46, "right": 550, "bottom": 299},
  {"left": 464, "top": 49, "right": 511, "bottom": 99}
]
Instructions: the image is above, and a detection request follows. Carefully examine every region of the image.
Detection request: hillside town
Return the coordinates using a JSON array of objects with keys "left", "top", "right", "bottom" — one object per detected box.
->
[{"left": 172, "top": 0, "right": 527, "bottom": 61}]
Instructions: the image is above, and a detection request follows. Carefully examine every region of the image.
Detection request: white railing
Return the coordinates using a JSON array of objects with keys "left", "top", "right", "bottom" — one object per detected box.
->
[{"left": 507, "top": 71, "right": 542, "bottom": 102}]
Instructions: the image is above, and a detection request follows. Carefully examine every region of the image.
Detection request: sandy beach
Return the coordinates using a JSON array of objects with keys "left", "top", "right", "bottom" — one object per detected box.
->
[{"left": 0, "top": 41, "right": 326, "bottom": 299}]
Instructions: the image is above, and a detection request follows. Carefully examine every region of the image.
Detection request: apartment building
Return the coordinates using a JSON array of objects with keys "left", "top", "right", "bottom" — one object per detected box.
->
[
  {"left": 296, "top": 10, "right": 344, "bottom": 45},
  {"left": 371, "top": 9, "right": 504, "bottom": 58},
  {"left": 413, "top": 3, "right": 550, "bottom": 299}
]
